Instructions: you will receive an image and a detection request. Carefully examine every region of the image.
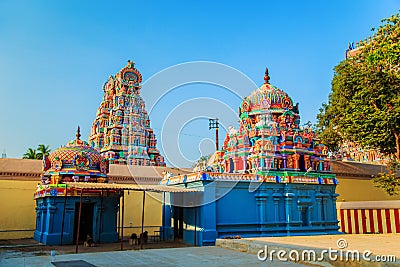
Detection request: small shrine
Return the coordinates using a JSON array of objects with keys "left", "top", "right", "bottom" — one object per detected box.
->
[
  {"left": 160, "top": 68, "right": 340, "bottom": 246},
  {"left": 332, "top": 141, "right": 389, "bottom": 165},
  {"left": 34, "top": 127, "right": 119, "bottom": 245},
  {"left": 89, "top": 61, "right": 165, "bottom": 166}
]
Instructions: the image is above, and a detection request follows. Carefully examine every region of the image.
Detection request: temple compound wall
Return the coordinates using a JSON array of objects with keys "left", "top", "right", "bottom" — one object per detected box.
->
[{"left": 0, "top": 159, "right": 399, "bottom": 240}]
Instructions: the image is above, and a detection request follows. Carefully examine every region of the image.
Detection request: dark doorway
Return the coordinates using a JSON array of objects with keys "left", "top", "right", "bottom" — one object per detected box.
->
[
  {"left": 229, "top": 158, "right": 234, "bottom": 173},
  {"left": 173, "top": 206, "right": 183, "bottom": 240},
  {"left": 74, "top": 202, "right": 94, "bottom": 243},
  {"left": 301, "top": 208, "right": 308, "bottom": 226},
  {"left": 299, "top": 154, "right": 305, "bottom": 172}
]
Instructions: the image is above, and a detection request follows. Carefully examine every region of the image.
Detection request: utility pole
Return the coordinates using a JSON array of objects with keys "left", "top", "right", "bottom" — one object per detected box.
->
[{"left": 209, "top": 118, "right": 219, "bottom": 151}]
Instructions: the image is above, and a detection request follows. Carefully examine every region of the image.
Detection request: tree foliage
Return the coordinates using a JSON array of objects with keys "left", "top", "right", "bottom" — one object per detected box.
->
[
  {"left": 192, "top": 155, "right": 211, "bottom": 170},
  {"left": 316, "top": 12, "right": 400, "bottom": 195},
  {"left": 22, "top": 144, "right": 51, "bottom": 160},
  {"left": 36, "top": 144, "right": 51, "bottom": 159},
  {"left": 22, "top": 148, "right": 37, "bottom": 159}
]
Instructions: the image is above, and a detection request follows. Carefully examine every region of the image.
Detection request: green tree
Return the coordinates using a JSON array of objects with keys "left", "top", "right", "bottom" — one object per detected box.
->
[
  {"left": 36, "top": 144, "right": 51, "bottom": 159},
  {"left": 22, "top": 144, "right": 51, "bottom": 160},
  {"left": 317, "top": 12, "right": 400, "bottom": 195},
  {"left": 192, "top": 155, "right": 211, "bottom": 171},
  {"left": 22, "top": 148, "right": 37, "bottom": 159}
]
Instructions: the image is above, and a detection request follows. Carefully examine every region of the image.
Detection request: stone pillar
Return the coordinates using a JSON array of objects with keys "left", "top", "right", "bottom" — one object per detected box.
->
[
  {"left": 284, "top": 189, "right": 295, "bottom": 234},
  {"left": 162, "top": 193, "right": 173, "bottom": 240},
  {"left": 200, "top": 182, "right": 217, "bottom": 245},
  {"left": 272, "top": 190, "right": 282, "bottom": 222},
  {"left": 315, "top": 193, "right": 323, "bottom": 221},
  {"left": 255, "top": 191, "right": 268, "bottom": 229},
  {"left": 328, "top": 192, "right": 340, "bottom": 222},
  {"left": 47, "top": 199, "right": 57, "bottom": 233},
  {"left": 304, "top": 155, "right": 311, "bottom": 170},
  {"left": 277, "top": 159, "right": 282, "bottom": 170},
  {"left": 308, "top": 206, "right": 313, "bottom": 226},
  {"left": 243, "top": 156, "right": 247, "bottom": 172},
  {"left": 260, "top": 157, "right": 265, "bottom": 169},
  {"left": 282, "top": 155, "right": 287, "bottom": 169},
  {"left": 292, "top": 154, "right": 300, "bottom": 170},
  {"left": 297, "top": 205, "right": 302, "bottom": 221}
]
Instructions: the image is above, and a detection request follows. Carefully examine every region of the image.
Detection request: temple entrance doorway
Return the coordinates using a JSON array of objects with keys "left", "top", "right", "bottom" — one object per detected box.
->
[
  {"left": 301, "top": 208, "right": 308, "bottom": 226},
  {"left": 173, "top": 206, "right": 183, "bottom": 240},
  {"left": 73, "top": 202, "right": 94, "bottom": 243}
]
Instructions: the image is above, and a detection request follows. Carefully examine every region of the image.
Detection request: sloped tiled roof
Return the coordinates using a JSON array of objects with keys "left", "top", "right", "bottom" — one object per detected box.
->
[
  {"left": 0, "top": 158, "right": 393, "bottom": 182},
  {"left": 0, "top": 158, "right": 191, "bottom": 183},
  {"left": 331, "top": 160, "right": 387, "bottom": 178}
]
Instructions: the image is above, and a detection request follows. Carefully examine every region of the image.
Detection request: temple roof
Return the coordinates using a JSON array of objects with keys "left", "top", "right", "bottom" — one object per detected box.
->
[
  {"left": 240, "top": 68, "right": 295, "bottom": 118},
  {"left": 43, "top": 127, "right": 108, "bottom": 176},
  {"left": 0, "top": 158, "right": 389, "bottom": 180},
  {"left": 0, "top": 158, "right": 191, "bottom": 184},
  {"left": 246, "top": 83, "right": 293, "bottom": 114}
]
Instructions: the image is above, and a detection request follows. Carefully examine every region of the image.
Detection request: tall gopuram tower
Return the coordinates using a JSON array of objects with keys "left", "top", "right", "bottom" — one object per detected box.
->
[
  {"left": 89, "top": 61, "right": 166, "bottom": 166},
  {"left": 213, "top": 67, "right": 332, "bottom": 174}
]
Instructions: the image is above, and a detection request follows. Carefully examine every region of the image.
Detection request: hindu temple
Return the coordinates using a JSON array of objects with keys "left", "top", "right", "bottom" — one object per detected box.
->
[
  {"left": 89, "top": 61, "right": 165, "bottom": 166},
  {"left": 160, "top": 68, "right": 340, "bottom": 245},
  {"left": 34, "top": 127, "right": 119, "bottom": 245}
]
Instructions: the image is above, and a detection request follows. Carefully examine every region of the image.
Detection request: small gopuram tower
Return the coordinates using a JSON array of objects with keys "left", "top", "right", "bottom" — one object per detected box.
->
[
  {"left": 160, "top": 68, "right": 340, "bottom": 246},
  {"left": 88, "top": 61, "right": 165, "bottom": 166},
  {"left": 34, "top": 127, "right": 119, "bottom": 245}
]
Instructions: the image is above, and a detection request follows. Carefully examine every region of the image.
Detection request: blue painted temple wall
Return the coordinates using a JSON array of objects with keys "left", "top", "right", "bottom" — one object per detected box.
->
[{"left": 163, "top": 181, "right": 340, "bottom": 246}]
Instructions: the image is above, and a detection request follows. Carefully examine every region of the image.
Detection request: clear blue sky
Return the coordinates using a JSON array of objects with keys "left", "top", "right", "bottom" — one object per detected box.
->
[{"left": 0, "top": 0, "right": 399, "bottom": 167}]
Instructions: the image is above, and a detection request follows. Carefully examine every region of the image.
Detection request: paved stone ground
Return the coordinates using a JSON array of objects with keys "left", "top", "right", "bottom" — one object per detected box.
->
[
  {"left": 217, "top": 234, "right": 400, "bottom": 267},
  {"left": 246, "top": 234, "right": 400, "bottom": 258},
  {"left": 0, "top": 246, "right": 306, "bottom": 267},
  {"left": 2, "top": 234, "right": 399, "bottom": 266},
  {"left": 0, "top": 239, "right": 191, "bottom": 258}
]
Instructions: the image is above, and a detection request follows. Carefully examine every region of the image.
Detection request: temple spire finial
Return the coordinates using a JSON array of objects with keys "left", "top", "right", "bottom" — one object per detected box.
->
[
  {"left": 76, "top": 126, "right": 81, "bottom": 140},
  {"left": 264, "top": 67, "right": 270, "bottom": 84},
  {"left": 127, "top": 60, "right": 135, "bottom": 68}
]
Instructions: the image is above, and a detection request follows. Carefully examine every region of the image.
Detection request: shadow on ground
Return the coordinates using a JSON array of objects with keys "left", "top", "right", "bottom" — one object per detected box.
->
[{"left": 0, "top": 238, "right": 192, "bottom": 259}]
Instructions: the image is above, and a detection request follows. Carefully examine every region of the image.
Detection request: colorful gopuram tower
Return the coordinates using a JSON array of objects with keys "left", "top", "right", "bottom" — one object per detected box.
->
[
  {"left": 34, "top": 127, "right": 119, "bottom": 245},
  {"left": 211, "top": 67, "right": 332, "bottom": 175},
  {"left": 89, "top": 61, "right": 165, "bottom": 166}
]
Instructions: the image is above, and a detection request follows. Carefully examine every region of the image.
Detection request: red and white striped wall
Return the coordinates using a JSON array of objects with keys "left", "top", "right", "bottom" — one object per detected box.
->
[{"left": 336, "top": 201, "right": 400, "bottom": 234}]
